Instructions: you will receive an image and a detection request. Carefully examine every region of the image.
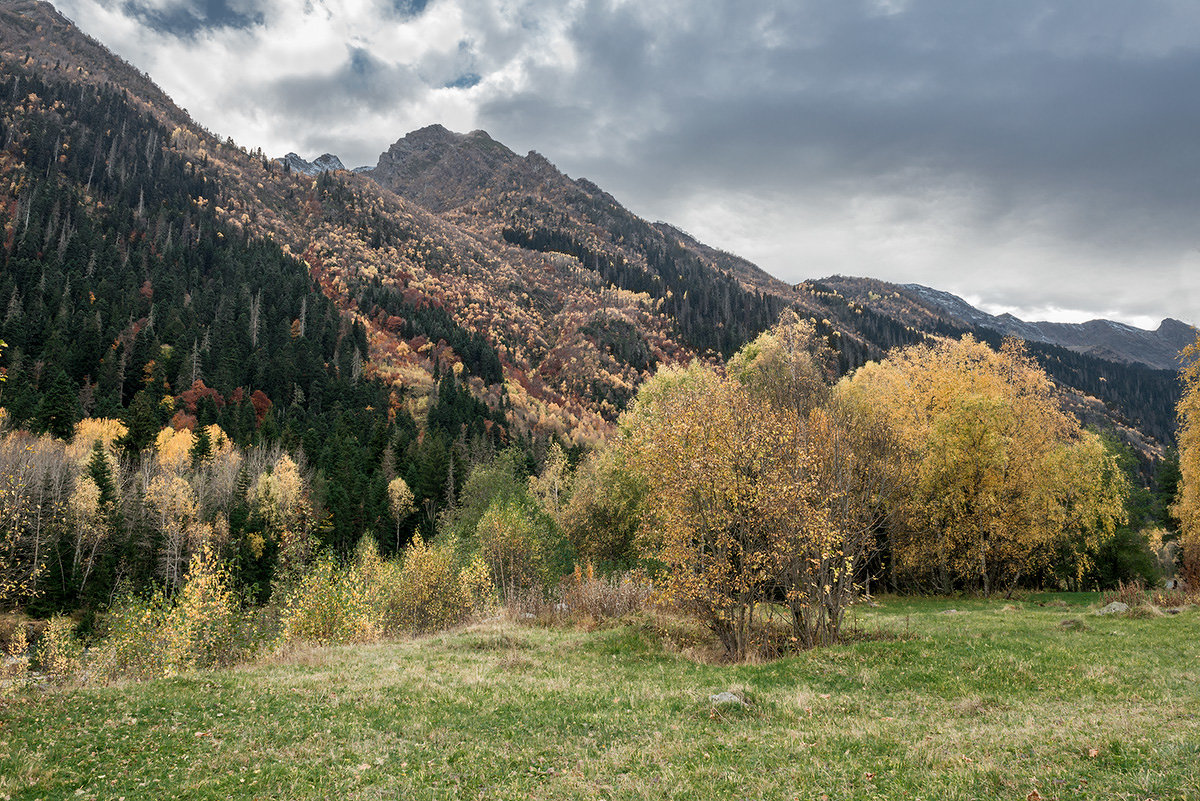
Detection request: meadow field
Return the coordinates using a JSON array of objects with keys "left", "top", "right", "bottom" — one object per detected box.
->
[{"left": 2, "top": 594, "right": 1197, "bottom": 801}]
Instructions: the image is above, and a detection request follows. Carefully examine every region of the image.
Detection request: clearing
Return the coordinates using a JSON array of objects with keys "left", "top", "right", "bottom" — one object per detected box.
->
[{"left": 2, "top": 594, "right": 1197, "bottom": 800}]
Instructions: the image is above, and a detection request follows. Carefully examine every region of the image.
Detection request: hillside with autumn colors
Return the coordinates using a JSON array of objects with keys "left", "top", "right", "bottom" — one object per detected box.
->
[
  {"left": 0, "top": 0, "right": 1187, "bottom": 489},
  {"left": 0, "top": 0, "right": 795, "bottom": 453}
]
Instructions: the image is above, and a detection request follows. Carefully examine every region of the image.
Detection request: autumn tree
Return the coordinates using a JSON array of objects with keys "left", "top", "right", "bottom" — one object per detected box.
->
[
  {"left": 387, "top": 476, "right": 415, "bottom": 552},
  {"left": 144, "top": 473, "right": 203, "bottom": 590},
  {"left": 842, "top": 336, "right": 1127, "bottom": 594},
  {"left": 729, "top": 315, "right": 899, "bottom": 647},
  {"left": 726, "top": 308, "right": 836, "bottom": 418},
  {"left": 625, "top": 364, "right": 804, "bottom": 659},
  {"left": 1172, "top": 336, "right": 1200, "bottom": 586},
  {"left": 557, "top": 444, "right": 646, "bottom": 568},
  {"left": 249, "top": 453, "right": 310, "bottom": 570},
  {"left": 474, "top": 499, "right": 547, "bottom": 606}
]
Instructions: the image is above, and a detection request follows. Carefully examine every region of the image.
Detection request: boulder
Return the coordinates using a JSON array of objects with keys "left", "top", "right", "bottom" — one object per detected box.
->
[{"left": 1095, "top": 601, "right": 1129, "bottom": 615}]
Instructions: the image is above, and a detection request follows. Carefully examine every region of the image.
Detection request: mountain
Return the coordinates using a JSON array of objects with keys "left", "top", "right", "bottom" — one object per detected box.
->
[
  {"left": 279, "top": 152, "right": 347, "bottom": 176},
  {"left": 366, "top": 124, "right": 789, "bottom": 357},
  {"left": 0, "top": 0, "right": 792, "bottom": 457},
  {"left": 900, "top": 283, "right": 1195, "bottom": 371}
]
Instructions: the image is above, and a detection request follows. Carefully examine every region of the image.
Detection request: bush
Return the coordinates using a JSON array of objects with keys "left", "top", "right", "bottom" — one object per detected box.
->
[
  {"left": 276, "top": 537, "right": 491, "bottom": 645},
  {"left": 400, "top": 535, "right": 475, "bottom": 632},
  {"left": 1, "top": 620, "right": 30, "bottom": 693},
  {"left": 361, "top": 535, "right": 472, "bottom": 635},
  {"left": 95, "top": 586, "right": 173, "bottom": 680},
  {"left": 1101, "top": 579, "right": 1147, "bottom": 608},
  {"left": 162, "top": 547, "right": 245, "bottom": 669},
  {"left": 94, "top": 548, "right": 248, "bottom": 679},
  {"left": 276, "top": 556, "right": 377, "bottom": 646},
  {"left": 33, "top": 614, "right": 84, "bottom": 680},
  {"left": 560, "top": 563, "right": 654, "bottom": 621},
  {"left": 459, "top": 555, "right": 496, "bottom": 615},
  {"left": 476, "top": 500, "right": 549, "bottom": 605}
]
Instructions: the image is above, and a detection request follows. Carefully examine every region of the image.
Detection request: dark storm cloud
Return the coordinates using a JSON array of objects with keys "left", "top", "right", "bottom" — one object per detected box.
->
[
  {"left": 473, "top": 0, "right": 1200, "bottom": 325},
  {"left": 495, "top": 1, "right": 1200, "bottom": 231},
  {"left": 264, "top": 46, "right": 424, "bottom": 121}
]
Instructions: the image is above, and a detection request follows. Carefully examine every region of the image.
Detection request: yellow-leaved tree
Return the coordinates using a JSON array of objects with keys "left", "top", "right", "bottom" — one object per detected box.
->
[
  {"left": 624, "top": 363, "right": 811, "bottom": 659},
  {"left": 386, "top": 476, "right": 415, "bottom": 552},
  {"left": 842, "top": 336, "right": 1126, "bottom": 594},
  {"left": 249, "top": 453, "right": 310, "bottom": 570},
  {"left": 144, "top": 473, "right": 206, "bottom": 589},
  {"left": 1172, "top": 336, "right": 1200, "bottom": 586},
  {"left": 729, "top": 314, "right": 898, "bottom": 647}
]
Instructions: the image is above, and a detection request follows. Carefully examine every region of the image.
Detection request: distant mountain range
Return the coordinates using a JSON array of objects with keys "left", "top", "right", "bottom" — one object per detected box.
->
[
  {"left": 899, "top": 283, "right": 1194, "bottom": 372},
  {"left": 0, "top": 0, "right": 1191, "bottom": 460}
]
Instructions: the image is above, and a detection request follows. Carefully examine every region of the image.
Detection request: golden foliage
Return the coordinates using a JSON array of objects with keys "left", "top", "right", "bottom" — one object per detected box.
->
[
  {"left": 1173, "top": 336, "right": 1200, "bottom": 585},
  {"left": 625, "top": 364, "right": 810, "bottom": 658},
  {"left": 67, "top": 418, "right": 127, "bottom": 463},
  {"left": 154, "top": 426, "right": 194, "bottom": 474},
  {"left": 161, "top": 545, "right": 242, "bottom": 670},
  {"left": 277, "top": 555, "right": 378, "bottom": 646},
  {"left": 249, "top": 453, "right": 310, "bottom": 568},
  {"left": 389, "top": 534, "right": 472, "bottom": 633},
  {"left": 842, "top": 336, "right": 1127, "bottom": 593},
  {"left": 143, "top": 473, "right": 201, "bottom": 589},
  {"left": 34, "top": 614, "right": 84, "bottom": 680}
]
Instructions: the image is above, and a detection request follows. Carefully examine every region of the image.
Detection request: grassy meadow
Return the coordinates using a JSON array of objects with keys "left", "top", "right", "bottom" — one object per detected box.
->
[{"left": 2, "top": 594, "right": 1197, "bottom": 800}]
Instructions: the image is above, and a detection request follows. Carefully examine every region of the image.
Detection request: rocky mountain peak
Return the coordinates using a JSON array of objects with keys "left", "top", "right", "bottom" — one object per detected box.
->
[
  {"left": 278, "top": 151, "right": 346, "bottom": 176},
  {"left": 367, "top": 125, "right": 558, "bottom": 212}
]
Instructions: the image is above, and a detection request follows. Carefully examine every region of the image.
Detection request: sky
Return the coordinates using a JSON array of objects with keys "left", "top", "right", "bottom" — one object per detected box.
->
[{"left": 54, "top": 0, "right": 1200, "bottom": 329}]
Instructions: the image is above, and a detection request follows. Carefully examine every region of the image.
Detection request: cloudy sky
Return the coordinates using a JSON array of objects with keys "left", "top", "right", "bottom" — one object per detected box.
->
[{"left": 55, "top": 0, "right": 1200, "bottom": 328}]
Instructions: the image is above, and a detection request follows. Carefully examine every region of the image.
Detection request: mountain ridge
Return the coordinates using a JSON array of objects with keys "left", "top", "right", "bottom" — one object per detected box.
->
[{"left": 898, "top": 282, "right": 1194, "bottom": 371}]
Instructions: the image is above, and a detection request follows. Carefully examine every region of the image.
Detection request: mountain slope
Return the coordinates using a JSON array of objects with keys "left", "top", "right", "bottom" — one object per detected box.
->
[
  {"left": 366, "top": 125, "right": 790, "bottom": 359},
  {"left": 0, "top": 0, "right": 795, "bottom": 451},
  {"left": 0, "top": 0, "right": 1184, "bottom": 463}
]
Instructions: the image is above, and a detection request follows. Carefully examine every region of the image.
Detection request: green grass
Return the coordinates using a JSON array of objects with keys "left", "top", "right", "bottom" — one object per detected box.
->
[{"left": 2, "top": 594, "right": 1198, "bottom": 800}]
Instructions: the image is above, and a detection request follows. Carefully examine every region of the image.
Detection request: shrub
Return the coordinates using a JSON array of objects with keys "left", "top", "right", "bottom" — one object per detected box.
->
[
  {"left": 353, "top": 535, "right": 470, "bottom": 635},
  {"left": 557, "top": 447, "right": 646, "bottom": 568},
  {"left": 1101, "top": 579, "right": 1147, "bottom": 608},
  {"left": 475, "top": 500, "right": 548, "bottom": 605},
  {"left": 459, "top": 555, "right": 497, "bottom": 615},
  {"left": 276, "top": 556, "right": 377, "bottom": 646},
  {"left": 1151, "top": 586, "right": 1192, "bottom": 607},
  {"left": 1, "top": 621, "right": 29, "bottom": 693},
  {"left": 161, "top": 547, "right": 245, "bottom": 669},
  {"left": 33, "top": 614, "right": 84, "bottom": 680},
  {"left": 95, "top": 586, "right": 173, "bottom": 680},
  {"left": 392, "top": 534, "right": 470, "bottom": 633},
  {"left": 560, "top": 563, "right": 654, "bottom": 621}
]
